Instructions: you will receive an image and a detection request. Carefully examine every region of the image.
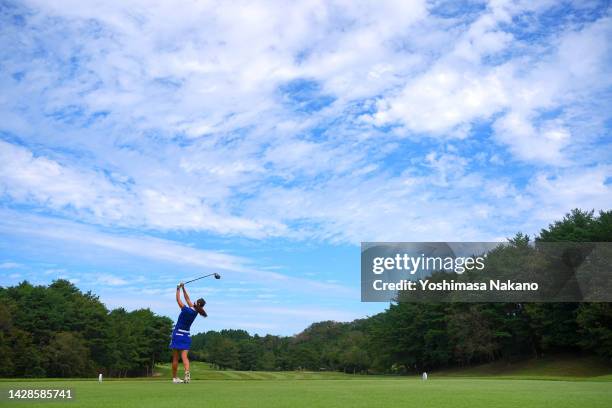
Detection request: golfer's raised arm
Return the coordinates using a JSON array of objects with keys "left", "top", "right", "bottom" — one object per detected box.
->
[
  {"left": 176, "top": 283, "right": 185, "bottom": 309},
  {"left": 181, "top": 285, "right": 194, "bottom": 307}
]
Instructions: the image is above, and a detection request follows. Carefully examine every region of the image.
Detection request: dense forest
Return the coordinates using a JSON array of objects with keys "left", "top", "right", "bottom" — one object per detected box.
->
[
  {"left": 0, "top": 281, "right": 173, "bottom": 377},
  {"left": 1, "top": 209, "right": 610, "bottom": 377}
]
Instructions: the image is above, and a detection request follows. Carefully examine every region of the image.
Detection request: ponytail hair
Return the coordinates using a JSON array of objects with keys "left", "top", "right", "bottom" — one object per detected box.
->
[{"left": 195, "top": 298, "right": 207, "bottom": 317}]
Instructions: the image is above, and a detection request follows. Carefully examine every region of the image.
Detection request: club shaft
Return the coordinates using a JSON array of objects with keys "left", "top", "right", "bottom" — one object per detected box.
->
[{"left": 184, "top": 273, "right": 217, "bottom": 285}]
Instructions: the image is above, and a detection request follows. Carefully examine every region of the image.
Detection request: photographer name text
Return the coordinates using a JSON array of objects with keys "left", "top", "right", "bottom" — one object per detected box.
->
[{"left": 373, "top": 279, "right": 539, "bottom": 292}]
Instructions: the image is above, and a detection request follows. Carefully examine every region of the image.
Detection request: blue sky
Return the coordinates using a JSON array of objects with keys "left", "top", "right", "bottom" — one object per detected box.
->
[{"left": 0, "top": 0, "right": 610, "bottom": 335}]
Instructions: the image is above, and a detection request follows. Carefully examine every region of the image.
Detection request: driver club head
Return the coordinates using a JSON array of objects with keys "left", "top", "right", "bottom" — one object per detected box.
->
[{"left": 214, "top": 273, "right": 221, "bottom": 279}]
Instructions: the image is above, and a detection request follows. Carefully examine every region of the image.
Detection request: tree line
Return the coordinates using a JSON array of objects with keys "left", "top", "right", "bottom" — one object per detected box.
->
[
  {"left": 190, "top": 209, "right": 612, "bottom": 373},
  {"left": 0, "top": 280, "right": 173, "bottom": 377}
]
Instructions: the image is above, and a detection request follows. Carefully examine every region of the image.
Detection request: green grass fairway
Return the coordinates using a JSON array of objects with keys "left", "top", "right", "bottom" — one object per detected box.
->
[
  {"left": 153, "top": 362, "right": 361, "bottom": 380},
  {"left": 3, "top": 360, "right": 611, "bottom": 407},
  {"left": 435, "top": 354, "right": 612, "bottom": 380},
  {"left": 2, "top": 378, "right": 611, "bottom": 408}
]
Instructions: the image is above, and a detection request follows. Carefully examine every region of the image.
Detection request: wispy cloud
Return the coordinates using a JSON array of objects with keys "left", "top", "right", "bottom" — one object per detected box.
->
[
  {"left": 0, "top": 209, "right": 355, "bottom": 296},
  {"left": 0, "top": 262, "right": 22, "bottom": 269},
  {"left": 44, "top": 268, "right": 67, "bottom": 275},
  {"left": 96, "top": 274, "right": 128, "bottom": 286}
]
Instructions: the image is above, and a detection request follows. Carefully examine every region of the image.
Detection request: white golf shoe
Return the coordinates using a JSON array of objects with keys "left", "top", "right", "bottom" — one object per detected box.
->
[
  {"left": 172, "top": 377, "right": 184, "bottom": 383},
  {"left": 184, "top": 371, "right": 191, "bottom": 383}
]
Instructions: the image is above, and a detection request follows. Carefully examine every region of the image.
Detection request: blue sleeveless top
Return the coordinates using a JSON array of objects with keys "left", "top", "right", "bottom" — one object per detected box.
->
[{"left": 175, "top": 305, "right": 197, "bottom": 331}]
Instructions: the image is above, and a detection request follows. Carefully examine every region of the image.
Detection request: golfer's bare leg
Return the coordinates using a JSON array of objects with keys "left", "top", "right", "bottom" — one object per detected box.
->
[
  {"left": 181, "top": 350, "right": 190, "bottom": 372},
  {"left": 172, "top": 350, "right": 179, "bottom": 378}
]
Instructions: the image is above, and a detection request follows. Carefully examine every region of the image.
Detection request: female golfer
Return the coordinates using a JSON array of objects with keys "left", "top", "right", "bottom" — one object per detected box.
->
[{"left": 170, "top": 282, "right": 207, "bottom": 383}]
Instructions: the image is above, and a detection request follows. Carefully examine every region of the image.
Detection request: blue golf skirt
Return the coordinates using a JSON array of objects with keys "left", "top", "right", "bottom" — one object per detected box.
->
[{"left": 169, "top": 328, "right": 191, "bottom": 350}]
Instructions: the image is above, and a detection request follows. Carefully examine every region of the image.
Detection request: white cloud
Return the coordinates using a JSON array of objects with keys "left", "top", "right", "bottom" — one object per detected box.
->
[
  {"left": 0, "top": 140, "right": 131, "bottom": 220},
  {"left": 368, "top": 64, "right": 510, "bottom": 134},
  {"left": 44, "top": 268, "right": 67, "bottom": 275},
  {"left": 0, "top": 0, "right": 609, "bottom": 246},
  {"left": 0, "top": 140, "right": 285, "bottom": 237},
  {"left": 526, "top": 166, "right": 612, "bottom": 224},
  {"left": 96, "top": 274, "right": 128, "bottom": 286},
  {"left": 367, "top": 5, "right": 611, "bottom": 164},
  {"left": 0, "top": 262, "right": 21, "bottom": 269},
  {"left": 493, "top": 112, "right": 571, "bottom": 164}
]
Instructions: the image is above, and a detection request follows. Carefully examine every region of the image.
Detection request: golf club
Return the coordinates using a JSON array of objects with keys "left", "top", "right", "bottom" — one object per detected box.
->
[{"left": 183, "top": 272, "right": 221, "bottom": 285}]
